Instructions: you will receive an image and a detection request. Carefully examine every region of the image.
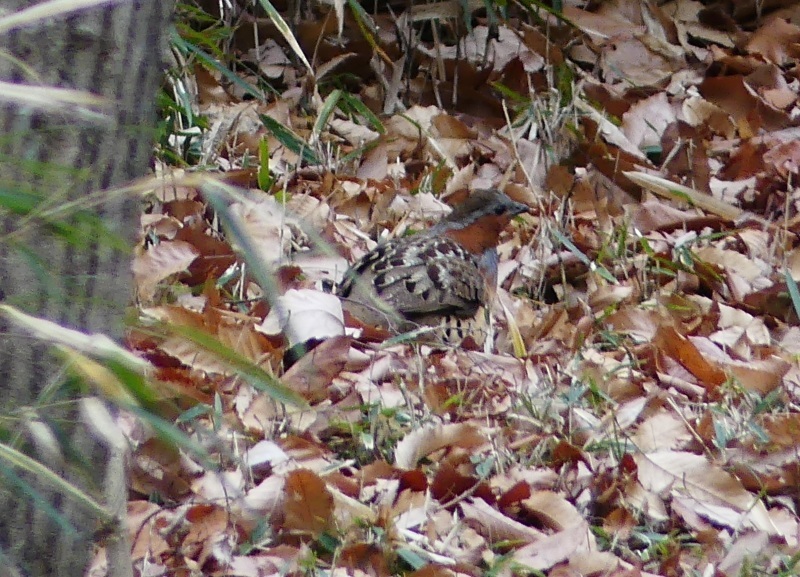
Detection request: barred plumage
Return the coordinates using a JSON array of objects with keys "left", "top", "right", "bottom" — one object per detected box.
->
[{"left": 337, "top": 189, "right": 528, "bottom": 345}]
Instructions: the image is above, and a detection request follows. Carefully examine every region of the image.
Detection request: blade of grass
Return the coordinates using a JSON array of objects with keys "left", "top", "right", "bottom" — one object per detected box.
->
[
  {"left": 0, "top": 442, "right": 112, "bottom": 523},
  {"left": 551, "top": 228, "right": 616, "bottom": 283},
  {"left": 311, "top": 89, "right": 342, "bottom": 145},
  {"left": 129, "top": 406, "right": 218, "bottom": 469},
  {"left": 0, "top": 460, "right": 79, "bottom": 535},
  {"left": 785, "top": 269, "right": 800, "bottom": 320},
  {"left": 176, "top": 404, "right": 212, "bottom": 425},
  {"left": 259, "top": 114, "right": 320, "bottom": 165},
  {"left": 61, "top": 347, "right": 140, "bottom": 407},
  {"left": 258, "top": 138, "right": 273, "bottom": 191},
  {"left": 0, "top": 0, "right": 118, "bottom": 34},
  {"left": 339, "top": 91, "right": 385, "bottom": 134},
  {"left": 173, "top": 34, "right": 263, "bottom": 101},
  {"left": 165, "top": 322, "right": 308, "bottom": 409},
  {"left": 200, "top": 181, "right": 281, "bottom": 302},
  {"left": 623, "top": 170, "right": 745, "bottom": 222},
  {"left": 0, "top": 305, "right": 148, "bottom": 371},
  {"left": 345, "top": 0, "right": 392, "bottom": 65},
  {"left": 256, "top": 0, "right": 313, "bottom": 74},
  {"left": 499, "top": 300, "right": 526, "bottom": 358},
  {"left": 0, "top": 81, "right": 109, "bottom": 120}
]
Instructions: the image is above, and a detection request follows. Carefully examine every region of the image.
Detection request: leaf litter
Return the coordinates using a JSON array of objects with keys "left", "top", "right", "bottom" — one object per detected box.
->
[{"left": 89, "top": 1, "right": 800, "bottom": 576}]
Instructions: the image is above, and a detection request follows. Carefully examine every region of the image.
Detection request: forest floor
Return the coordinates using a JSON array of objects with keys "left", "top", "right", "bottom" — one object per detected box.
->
[{"left": 95, "top": 1, "right": 800, "bottom": 575}]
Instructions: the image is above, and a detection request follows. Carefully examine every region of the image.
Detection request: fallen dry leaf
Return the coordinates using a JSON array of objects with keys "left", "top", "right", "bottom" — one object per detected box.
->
[{"left": 282, "top": 469, "right": 334, "bottom": 538}]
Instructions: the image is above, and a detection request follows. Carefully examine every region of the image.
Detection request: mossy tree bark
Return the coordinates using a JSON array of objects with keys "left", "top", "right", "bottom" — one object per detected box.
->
[{"left": 0, "top": 1, "right": 173, "bottom": 575}]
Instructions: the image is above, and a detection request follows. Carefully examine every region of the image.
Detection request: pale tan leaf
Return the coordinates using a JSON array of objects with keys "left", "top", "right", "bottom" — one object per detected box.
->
[
  {"left": 394, "top": 423, "right": 487, "bottom": 469},
  {"left": 520, "top": 490, "right": 585, "bottom": 531},
  {"left": 460, "top": 497, "right": 543, "bottom": 543},
  {"left": 228, "top": 196, "right": 296, "bottom": 265},
  {"left": 132, "top": 240, "right": 199, "bottom": 300},
  {"left": 329, "top": 485, "right": 378, "bottom": 528},
  {"left": 259, "top": 289, "right": 344, "bottom": 346},
  {"left": 236, "top": 475, "right": 284, "bottom": 524},
  {"left": 635, "top": 451, "right": 778, "bottom": 535},
  {"left": 631, "top": 411, "right": 691, "bottom": 453},
  {"left": 512, "top": 520, "right": 594, "bottom": 571}
]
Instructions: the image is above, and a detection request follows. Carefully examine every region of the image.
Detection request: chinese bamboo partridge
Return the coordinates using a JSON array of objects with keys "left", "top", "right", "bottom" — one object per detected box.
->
[{"left": 337, "top": 188, "right": 529, "bottom": 345}]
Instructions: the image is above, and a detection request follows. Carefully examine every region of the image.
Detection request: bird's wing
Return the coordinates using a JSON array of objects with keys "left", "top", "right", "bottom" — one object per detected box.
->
[{"left": 341, "top": 236, "right": 485, "bottom": 319}]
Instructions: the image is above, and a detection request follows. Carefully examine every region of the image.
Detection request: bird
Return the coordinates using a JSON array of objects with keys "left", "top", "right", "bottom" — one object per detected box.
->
[{"left": 336, "top": 188, "right": 529, "bottom": 346}]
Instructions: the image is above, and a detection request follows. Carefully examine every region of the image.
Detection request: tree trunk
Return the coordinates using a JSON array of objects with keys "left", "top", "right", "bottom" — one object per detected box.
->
[{"left": 0, "top": 1, "right": 173, "bottom": 575}]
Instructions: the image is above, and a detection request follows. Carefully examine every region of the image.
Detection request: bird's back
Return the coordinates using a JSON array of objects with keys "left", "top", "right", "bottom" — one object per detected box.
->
[
  {"left": 337, "top": 232, "right": 486, "bottom": 331},
  {"left": 336, "top": 188, "right": 528, "bottom": 343}
]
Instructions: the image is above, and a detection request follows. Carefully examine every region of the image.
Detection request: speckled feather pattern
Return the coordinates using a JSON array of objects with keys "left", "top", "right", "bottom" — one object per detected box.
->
[
  {"left": 336, "top": 189, "right": 528, "bottom": 342},
  {"left": 338, "top": 235, "right": 486, "bottom": 321}
]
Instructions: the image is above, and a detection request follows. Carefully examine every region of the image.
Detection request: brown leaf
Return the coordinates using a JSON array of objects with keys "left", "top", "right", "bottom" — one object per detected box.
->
[
  {"left": 654, "top": 325, "right": 726, "bottom": 391},
  {"left": 430, "top": 460, "right": 493, "bottom": 505},
  {"left": 128, "top": 501, "right": 171, "bottom": 562},
  {"left": 340, "top": 543, "right": 391, "bottom": 576},
  {"left": 603, "top": 508, "right": 635, "bottom": 539},
  {"left": 282, "top": 469, "right": 334, "bottom": 537},
  {"left": 520, "top": 491, "right": 585, "bottom": 531},
  {"left": 745, "top": 16, "right": 800, "bottom": 65},
  {"left": 497, "top": 481, "right": 531, "bottom": 509},
  {"left": 551, "top": 441, "right": 592, "bottom": 471},
  {"left": 281, "top": 335, "right": 351, "bottom": 402},
  {"left": 174, "top": 225, "right": 237, "bottom": 285},
  {"left": 182, "top": 504, "right": 232, "bottom": 565},
  {"left": 399, "top": 469, "right": 428, "bottom": 492},
  {"left": 460, "top": 497, "right": 544, "bottom": 544}
]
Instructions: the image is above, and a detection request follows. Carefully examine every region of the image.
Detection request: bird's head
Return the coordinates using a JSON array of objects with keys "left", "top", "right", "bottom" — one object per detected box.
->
[{"left": 434, "top": 189, "right": 529, "bottom": 255}]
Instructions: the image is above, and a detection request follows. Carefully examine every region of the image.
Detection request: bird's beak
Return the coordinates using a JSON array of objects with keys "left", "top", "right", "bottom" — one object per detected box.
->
[{"left": 511, "top": 201, "right": 530, "bottom": 216}]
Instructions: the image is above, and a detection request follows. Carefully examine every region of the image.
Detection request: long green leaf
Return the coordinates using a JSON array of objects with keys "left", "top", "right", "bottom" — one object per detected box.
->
[
  {"left": 173, "top": 33, "right": 263, "bottom": 101},
  {"left": 551, "top": 228, "right": 616, "bottom": 284},
  {"left": 166, "top": 322, "right": 308, "bottom": 408},
  {"left": 0, "top": 442, "right": 112, "bottom": 523},
  {"left": 256, "top": 0, "right": 313, "bottom": 73},
  {"left": 259, "top": 114, "right": 320, "bottom": 165},
  {"left": 257, "top": 138, "right": 273, "bottom": 191},
  {"left": 312, "top": 89, "right": 342, "bottom": 144},
  {"left": 130, "top": 407, "right": 218, "bottom": 469},
  {"left": 346, "top": 0, "right": 391, "bottom": 65},
  {"left": 201, "top": 182, "right": 281, "bottom": 303},
  {"left": 340, "top": 91, "right": 385, "bottom": 134},
  {"left": 785, "top": 269, "right": 800, "bottom": 320}
]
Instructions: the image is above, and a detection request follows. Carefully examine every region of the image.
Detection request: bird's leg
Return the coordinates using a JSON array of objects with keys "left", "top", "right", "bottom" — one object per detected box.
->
[{"left": 484, "top": 306, "right": 494, "bottom": 354}]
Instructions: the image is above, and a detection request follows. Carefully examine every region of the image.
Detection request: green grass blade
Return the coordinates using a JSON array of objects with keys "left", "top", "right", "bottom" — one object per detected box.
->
[
  {"left": 258, "top": 138, "right": 273, "bottom": 191},
  {"left": 256, "top": 0, "right": 313, "bottom": 73},
  {"left": 259, "top": 114, "right": 320, "bottom": 165},
  {"left": 129, "top": 406, "right": 218, "bottom": 469},
  {"left": 165, "top": 322, "right": 308, "bottom": 409},
  {"left": 312, "top": 89, "right": 342, "bottom": 143},
  {"left": 340, "top": 91, "right": 385, "bottom": 134},
  {"left": 172, "top": 33, "right": 263, "bottom": 101},
  {"left": 552, "top": 228, "right": 616, "bottom": 284},
  {"left": 785, "top": 269, "right": 800, "bottom": 319},
  {"left": 345, "top": 0, "right": 391, "bottom": 65},
  {"left": 0, "top": 459, "right": 79, "bottom": 535},
  {"left": 0, "top": 442, "right": 112, "bottom": 524}
]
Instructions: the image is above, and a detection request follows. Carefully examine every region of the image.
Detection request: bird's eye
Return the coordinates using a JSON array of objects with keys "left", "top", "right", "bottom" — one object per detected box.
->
[{"left": 494, "top": 205, "right": 506, "bottom": 215}]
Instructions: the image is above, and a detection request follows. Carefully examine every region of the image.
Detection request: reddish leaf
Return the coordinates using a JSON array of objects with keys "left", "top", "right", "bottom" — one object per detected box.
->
[{"left": 282, "top": 469, "right": 333, "bottom": 538}]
